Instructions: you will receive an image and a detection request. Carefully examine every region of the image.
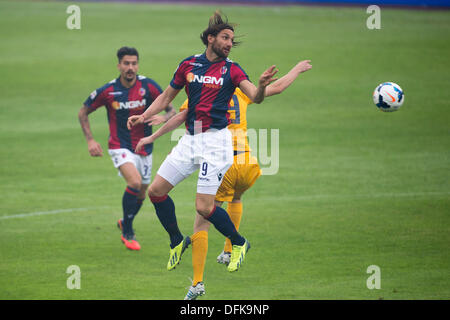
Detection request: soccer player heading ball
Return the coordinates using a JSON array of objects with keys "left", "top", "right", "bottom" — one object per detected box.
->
[
  {"left": 128, "top": 10, "right": 278, "bottom": 274},
  {"left": 137, "top": 60, "right": 312, "bottom": 300}
]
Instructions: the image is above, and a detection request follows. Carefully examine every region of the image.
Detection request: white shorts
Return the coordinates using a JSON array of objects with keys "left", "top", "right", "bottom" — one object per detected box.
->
[
  {"left": 108, "top": 148, "right": 152, "bottom": 185},
  {"left": 157, "top": 128, "right": 234, "bottom": 195}
]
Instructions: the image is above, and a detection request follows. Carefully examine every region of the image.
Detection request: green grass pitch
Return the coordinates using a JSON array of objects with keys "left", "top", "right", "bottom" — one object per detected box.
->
[{"left": 0, "top": 0, "right": 449, "bottom": 300}]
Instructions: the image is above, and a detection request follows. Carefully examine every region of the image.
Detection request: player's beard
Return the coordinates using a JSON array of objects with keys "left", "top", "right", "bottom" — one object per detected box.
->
[
  {"left": 212, "top": 42, "right": 229, "bottom": 59},
  {"left": 125, "top": 71, "right": 135, "bottom": 82}
]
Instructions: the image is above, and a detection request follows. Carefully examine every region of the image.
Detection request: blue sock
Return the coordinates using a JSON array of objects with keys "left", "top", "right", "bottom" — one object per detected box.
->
[
  {"left": 122, "top": 186, "right": 140, "bottom": 235},
  {"left": 150, "top": 194, "right": 183, "bottom": 248},
  {"left": 206, "top": 206, "right": 245, "bottom": 246},
  {"left": 135, "top": 198, "right": 144, "bottom": 214}
]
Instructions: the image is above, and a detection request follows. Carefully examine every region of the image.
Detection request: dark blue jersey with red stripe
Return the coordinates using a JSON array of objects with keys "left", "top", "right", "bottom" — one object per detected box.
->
[
  {"left": 84, "top": 75, "right": 163, "bottom": 156},
  {"left": 170, "top": 53, "right": 249, "bottom": 135}
]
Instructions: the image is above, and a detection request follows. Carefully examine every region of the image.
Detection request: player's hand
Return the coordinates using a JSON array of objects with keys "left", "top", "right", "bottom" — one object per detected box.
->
[
  {"left": 127, "top": 115, "right": 144, "bottom": 130},
  {"left": 259, "top": 65, "right": 279, "bottom": 87},
  {"left": 87, "top": 139, "right": 103, "bottom": 157},
  {"left": 145, "top": 115, "right": 166, "bottom": 126},
  {"left": 295, "top": 60, "right": 312, "bottom": 73},
  {"left": 135, "top": 136, "right": 155, "bottom": 153}
]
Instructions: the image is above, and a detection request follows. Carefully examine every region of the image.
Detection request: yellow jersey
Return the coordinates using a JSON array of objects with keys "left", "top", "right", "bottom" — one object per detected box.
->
[{"left": 180, "top": 88, "right": 253, "bottom": 153}]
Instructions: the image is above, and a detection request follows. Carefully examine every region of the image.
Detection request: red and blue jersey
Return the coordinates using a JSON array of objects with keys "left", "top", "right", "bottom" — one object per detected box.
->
[
  {"left": 170, "top": 53, "right": 249, "bottom": 135},
  {"left": 84, "top": 75, "right": 163, "bottom": 156}
]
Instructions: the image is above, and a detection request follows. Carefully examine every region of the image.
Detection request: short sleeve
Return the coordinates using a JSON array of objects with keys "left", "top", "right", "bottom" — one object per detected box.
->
[
  {"left": 230, "top": 62, "right": 249, "bottom": 87},
  {"left": 170, "top": 61, "right": 188, "bottom": 90},
  {"left": 84, "top": 85, "right": 108, "bottom": 110}
]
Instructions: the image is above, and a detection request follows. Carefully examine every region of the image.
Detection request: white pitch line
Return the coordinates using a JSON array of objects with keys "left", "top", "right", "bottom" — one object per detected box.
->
[
  {"left": 0, "top": 207, "right": 104, "bottom": 220},
  {"left": 1, "top": 191, "right": 448, "bottom": 220}
]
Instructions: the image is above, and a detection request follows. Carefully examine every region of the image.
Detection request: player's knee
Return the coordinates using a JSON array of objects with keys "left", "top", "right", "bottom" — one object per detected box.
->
[
  {"left": 128, "top": 179, "right": 141, "bottom": 191},
  {"left": 148, "top": 184, "right": 166, "bottom": 199},
  {"left": 196, "top": 203, "right": 215, "bottom": 218}
]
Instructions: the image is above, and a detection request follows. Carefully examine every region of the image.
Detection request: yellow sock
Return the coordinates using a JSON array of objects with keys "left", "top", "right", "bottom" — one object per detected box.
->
[
  {"left": 191, "top": 230, "right": 208, "bottom": 286},
  {"left": 224, "top": 202, "right": 243, "bottom": 253}
]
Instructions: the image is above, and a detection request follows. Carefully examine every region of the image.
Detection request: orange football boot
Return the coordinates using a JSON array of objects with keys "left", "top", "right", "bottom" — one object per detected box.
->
[{"left": 117, "top": 219, "right": 141, "bottom": 251}]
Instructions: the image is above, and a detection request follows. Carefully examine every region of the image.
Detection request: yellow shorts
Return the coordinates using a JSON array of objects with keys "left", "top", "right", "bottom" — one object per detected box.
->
[{"left": 215, "top": 153, "right": 262, "bottom": 202}]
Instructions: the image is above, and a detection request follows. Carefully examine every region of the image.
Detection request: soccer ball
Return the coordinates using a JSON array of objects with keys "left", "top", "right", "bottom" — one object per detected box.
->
[{"left": 372, "top": 82, "right": 404, "bottom": 112}]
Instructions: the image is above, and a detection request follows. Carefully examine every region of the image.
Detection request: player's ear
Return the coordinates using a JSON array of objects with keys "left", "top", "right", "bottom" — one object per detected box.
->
[{"left": 207, "top": 34, "right": 215, "bottom": 45}]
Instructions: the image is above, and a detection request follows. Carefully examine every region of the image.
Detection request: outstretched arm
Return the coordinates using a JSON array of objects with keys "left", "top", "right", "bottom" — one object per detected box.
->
[
  {"left": 265, "top": 60, "right": 312, "bottom": 97},
  {"left": 127, "top": 85, "right": 180, "bottom": 129},
  {"left": 135, "top": 109, "right": 188, "bottom": 153},
  {"left": 239, "top": 65, "right": 279, "bottom": 104}
]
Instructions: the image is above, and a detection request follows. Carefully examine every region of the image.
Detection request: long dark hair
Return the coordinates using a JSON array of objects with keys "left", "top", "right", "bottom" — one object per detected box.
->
[{"left": 200, "top": 10, "right": 241, "bottom": 47}]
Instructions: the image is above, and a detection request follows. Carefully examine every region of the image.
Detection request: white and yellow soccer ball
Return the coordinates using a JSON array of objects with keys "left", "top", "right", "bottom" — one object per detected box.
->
[{"left": 373, "top": 82, "right": 404, "bottom": 112}]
